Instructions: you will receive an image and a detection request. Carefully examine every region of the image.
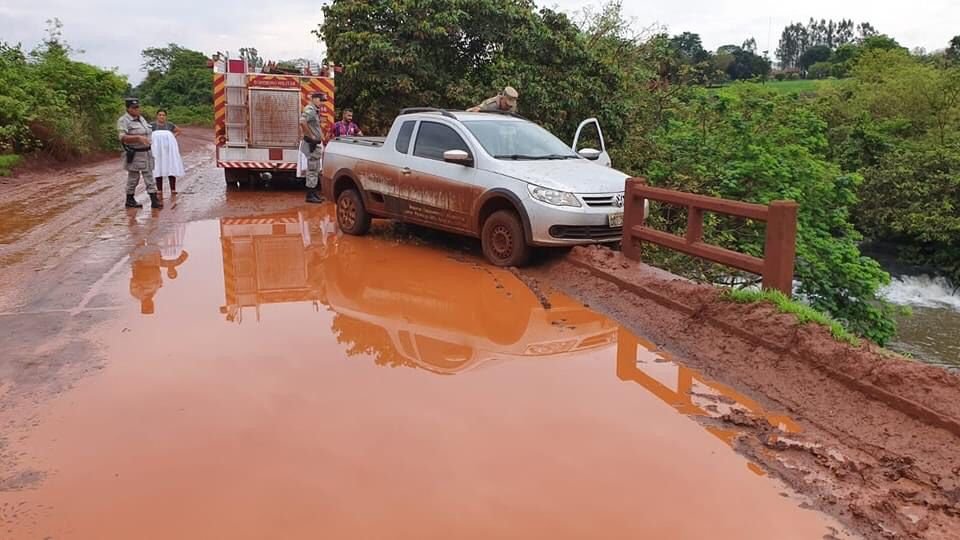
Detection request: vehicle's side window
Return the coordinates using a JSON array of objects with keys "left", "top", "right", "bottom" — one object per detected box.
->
[
  {"left": 413, "top": 121, "right": 471, "bottom": 161},
  {"left": 395, "top": 121, "right": 415, "bottom": 154}
]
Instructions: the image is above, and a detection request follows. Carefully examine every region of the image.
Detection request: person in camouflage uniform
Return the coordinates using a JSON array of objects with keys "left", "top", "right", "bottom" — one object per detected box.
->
[{"left": 117, "top": 98, "right": 162, "bottom": 209}]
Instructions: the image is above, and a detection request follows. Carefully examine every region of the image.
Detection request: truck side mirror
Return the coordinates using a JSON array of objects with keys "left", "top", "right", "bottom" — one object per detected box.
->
[
  {"left": 578, "top": 148, "right": 601, "bottom": 160},
  {"left": 443, "top": 149, "right": 473, "bottom": 165}
]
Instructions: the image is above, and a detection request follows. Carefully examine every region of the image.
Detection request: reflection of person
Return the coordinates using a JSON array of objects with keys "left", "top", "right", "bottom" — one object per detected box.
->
[
  {"left": 158, "top": 224, "right": 189, "bottom": 278},
  {"left": 299, "top": 91, "right": 327, "bottom": 204},
  {"left": 130, "top": 243, "right": 163, "bottom": 315},
  {"left": 117, "top": 98, "right": 161, "bottom": 209},
  {"left": 150, "top": 110, "right": 184, "bottom": 194},
  {"left": 468, "top": 86, "right": 519, "bottom": 113}
]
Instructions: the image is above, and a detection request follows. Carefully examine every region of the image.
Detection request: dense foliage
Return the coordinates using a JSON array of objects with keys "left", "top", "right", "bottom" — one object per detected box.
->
[
  {"left": 134, "top": 44, "right": 213, "bottom": 126},
  {"left": 0, "top": 21, "right": 126, "bottom": 159},
  {"left": 818, "top": 49, "right": 960, "bottom": 287}
]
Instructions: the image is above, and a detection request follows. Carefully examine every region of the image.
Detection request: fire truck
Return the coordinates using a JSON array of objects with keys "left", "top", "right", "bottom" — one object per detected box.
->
[{"left": 212, "top": 55, "right": 335, "bottom": 187}]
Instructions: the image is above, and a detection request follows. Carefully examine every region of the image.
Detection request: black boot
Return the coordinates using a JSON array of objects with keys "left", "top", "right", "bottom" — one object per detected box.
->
[
  {"left": 149, "top": 192, "right": 163, "bottom": 209},
  {"left": 125, "top": 194, "right": 142, "bottom": 208},
  {"left": 305, "top": 189, "right": 323, "bottom": 204}
]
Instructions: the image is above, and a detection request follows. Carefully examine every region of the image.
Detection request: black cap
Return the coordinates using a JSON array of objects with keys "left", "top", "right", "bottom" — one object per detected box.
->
[
  {"left": 125, "top": 97, "right": 140, "bottom": 108},
  {"left": 310, "top": 91, "right": 327, "bottom": 100}
]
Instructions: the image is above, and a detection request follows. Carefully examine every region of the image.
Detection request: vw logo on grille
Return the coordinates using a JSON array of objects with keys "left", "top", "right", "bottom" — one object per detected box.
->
[{"left": 614, "top": 193, "right": 625, "bottom": 208}]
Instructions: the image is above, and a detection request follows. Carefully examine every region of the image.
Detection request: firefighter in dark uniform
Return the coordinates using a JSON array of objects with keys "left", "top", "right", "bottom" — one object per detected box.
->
[{"left": 117, "top": 98, "right": 162, "bottom": 209}]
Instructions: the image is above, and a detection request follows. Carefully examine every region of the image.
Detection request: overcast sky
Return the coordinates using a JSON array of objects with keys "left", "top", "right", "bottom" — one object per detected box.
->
[{"left": 2, "top": 1, "right": 957, "bottom": 85}]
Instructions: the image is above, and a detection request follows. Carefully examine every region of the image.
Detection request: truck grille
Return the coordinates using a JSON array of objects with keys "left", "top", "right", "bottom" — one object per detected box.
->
[
  {"left": 549, "top": 225, "right": 622, "bottom": 241},
  {"left": 581, "top": 193, "right": 624, "bottom": 207}
]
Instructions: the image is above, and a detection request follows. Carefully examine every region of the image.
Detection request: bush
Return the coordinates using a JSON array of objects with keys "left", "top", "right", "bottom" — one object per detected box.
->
[
  {"left": 0, "top": 154, "right": 21, "bottom": 176},
  {"left": 808, "top": 61, "right": 832, "bottom": 79},
  {"left": 0, "top": 39, "right": 126, "bottom": 159},
  {"left": 142, "top": 104, "right": 213, "bottom": 127}
]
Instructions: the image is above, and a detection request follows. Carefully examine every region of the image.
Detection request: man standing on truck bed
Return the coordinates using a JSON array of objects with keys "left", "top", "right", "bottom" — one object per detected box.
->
[
  {"left": 300, "top": 91, "right": 327, "bottom": 204},
  {"left": 468, "top": 86, "right": 519, "bottom": 113},
  {"left": 118, "top": 98, "right": 162, "bottom": 209}
]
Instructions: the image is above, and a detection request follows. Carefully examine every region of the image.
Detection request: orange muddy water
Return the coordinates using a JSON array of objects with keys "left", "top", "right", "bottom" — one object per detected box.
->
[{"left": 0, "top": 207, "right": 850, "bottom": 539}]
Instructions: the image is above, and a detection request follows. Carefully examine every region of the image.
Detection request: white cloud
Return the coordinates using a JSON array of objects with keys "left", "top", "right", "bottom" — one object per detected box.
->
[{"left": 2, "top": 0, "right": 956, "bottom": 85}]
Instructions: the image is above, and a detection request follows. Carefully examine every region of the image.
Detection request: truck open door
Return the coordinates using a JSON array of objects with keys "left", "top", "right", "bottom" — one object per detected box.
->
[{"left": 572, "top": 118, "right": 611, "bottom": 168}]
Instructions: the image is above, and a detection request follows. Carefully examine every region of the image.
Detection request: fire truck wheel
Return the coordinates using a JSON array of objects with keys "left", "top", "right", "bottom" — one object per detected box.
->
[
  {"left": 336, "top": 189, "right": 371, "bottom": 236},
  {"left": 224, "top": 169, "right": 248, "bottom": 190}
]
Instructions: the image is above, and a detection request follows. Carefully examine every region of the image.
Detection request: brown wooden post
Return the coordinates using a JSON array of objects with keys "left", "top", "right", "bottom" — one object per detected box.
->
[
  {"left": 762, "top": 200, "right": 798, "bottom": 296},
  {"left": 686, "top": 206, "right": 703, "bottom": 245},
  {"left": 621, "top": 177, "right": 646, "bottom": 261}
]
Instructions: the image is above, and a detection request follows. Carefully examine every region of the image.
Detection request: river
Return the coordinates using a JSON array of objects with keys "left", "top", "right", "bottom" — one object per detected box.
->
[{"left": 866, "top": 248, "right": 960, "bottom": 370}]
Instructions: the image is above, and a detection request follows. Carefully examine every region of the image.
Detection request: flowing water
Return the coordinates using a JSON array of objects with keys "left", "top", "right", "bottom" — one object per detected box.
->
[{"left": 881, "top": 274, "right": 960, "bottom": 369}]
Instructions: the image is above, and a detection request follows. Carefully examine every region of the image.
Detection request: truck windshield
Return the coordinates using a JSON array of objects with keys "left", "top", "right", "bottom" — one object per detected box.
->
[{"left": 462, "top": 120, "right": 579, "bottom": 160}]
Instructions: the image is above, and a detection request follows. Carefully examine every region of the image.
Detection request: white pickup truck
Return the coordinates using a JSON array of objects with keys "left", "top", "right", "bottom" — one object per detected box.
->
[{"left": 321, "top": 108, "right": 630, "bottom": 266}]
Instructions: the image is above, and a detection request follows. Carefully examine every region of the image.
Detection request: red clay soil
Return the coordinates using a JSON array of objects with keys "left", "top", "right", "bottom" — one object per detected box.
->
[{"left": 527, "top": 245, "right": 960, "bottom": 540}]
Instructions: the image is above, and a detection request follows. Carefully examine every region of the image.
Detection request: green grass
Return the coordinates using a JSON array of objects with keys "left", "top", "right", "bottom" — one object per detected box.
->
[
  {"left": 721, "top": 288, "right": 861, "bottom": 346},
  {"left": 713, "top": 78, "right": 840, "bottom": 96},
  {"left": 0, "top": 154, "right": 22, "bottom": 176}
]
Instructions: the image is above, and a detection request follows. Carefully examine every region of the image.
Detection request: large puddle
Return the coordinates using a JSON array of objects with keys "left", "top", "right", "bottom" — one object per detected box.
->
[{"left": 1, "top": 207, "right": 848, "bottom": 538}]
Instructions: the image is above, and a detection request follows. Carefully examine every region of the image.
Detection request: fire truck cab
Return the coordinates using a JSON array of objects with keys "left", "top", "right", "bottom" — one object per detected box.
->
[{"left": 212, "top": 55, "right": 335, "bottom": 187}]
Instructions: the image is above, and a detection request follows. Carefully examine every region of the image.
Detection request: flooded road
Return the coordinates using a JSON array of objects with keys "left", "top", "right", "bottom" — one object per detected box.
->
[{"left": 0, "top": 204, "right": 849, "bottom": 538}]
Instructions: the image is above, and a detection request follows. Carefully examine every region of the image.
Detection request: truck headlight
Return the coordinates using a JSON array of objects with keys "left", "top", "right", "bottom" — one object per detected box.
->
[{"left": 528, "top": 185, "right": 581, "bottom": 208}]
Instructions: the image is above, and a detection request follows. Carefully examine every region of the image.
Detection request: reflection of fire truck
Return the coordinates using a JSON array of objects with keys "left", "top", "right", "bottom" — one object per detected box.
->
[
  {"left": 218, "top": 212, "right": 330, "bottom": 322},
  {"left": 212, "top": 55, "right": 335, "bottom": 187}
]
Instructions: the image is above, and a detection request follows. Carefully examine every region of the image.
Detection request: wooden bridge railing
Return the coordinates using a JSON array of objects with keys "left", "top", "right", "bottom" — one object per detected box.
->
[{"left": 621, "top": 177, "right": 798, "bottom": 296}]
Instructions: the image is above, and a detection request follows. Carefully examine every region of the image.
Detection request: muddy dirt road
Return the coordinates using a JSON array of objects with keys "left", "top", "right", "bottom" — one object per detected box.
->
[{"left": 0, "top": 131, "right": 955, "bottom": 538}]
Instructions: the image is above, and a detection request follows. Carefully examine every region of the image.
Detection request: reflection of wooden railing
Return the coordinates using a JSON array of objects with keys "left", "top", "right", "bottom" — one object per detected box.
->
[
  {"left": 615, "top": 327, "right": 800, "bottom": 473},
  {"left": 621, "top": 178, "right": 798, "bottom": 296}
]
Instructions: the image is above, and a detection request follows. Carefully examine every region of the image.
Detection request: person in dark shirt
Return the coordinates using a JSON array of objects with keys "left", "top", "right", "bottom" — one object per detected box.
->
[{"left": 150, "top": 109, "right": 182, "bottom": 193}]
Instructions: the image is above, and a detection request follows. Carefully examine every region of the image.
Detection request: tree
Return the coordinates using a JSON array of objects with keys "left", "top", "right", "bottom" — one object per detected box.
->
[
  {"left": 799, "top": 44, "right": 832, "bottom": 71},
  {"left": 808, "top": 62, "right": 832, "bottom": 79},
  {"left": 741, "top": 37, "right": 757, "bottom": 54},
  {"left": 135, "top": 44, "right": 211, "bottom": 107},
  {"left": 725, "top": 47, "right": 771, "bottom": 80},
  {"left": 239, "top": 47, "right": 264, "bottom": 69},
  {"left": 857, "top": 22, "right": 879, "bottom": 42},
  {"left": 670, "top": 32, "right": 710, "bottom": 64},
  {"left": 317, "top": 0, "right": 629, "bottom": 140},
  {"left": 948, "top": 35, "right": 960, "bottom": 64}
]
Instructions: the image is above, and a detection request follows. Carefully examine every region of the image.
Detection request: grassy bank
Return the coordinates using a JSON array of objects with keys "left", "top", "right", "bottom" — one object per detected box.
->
[
  {"left": 721, "top": 288, "right": 861, "bottom": 345},
  {"left": 0, "top": 154, "right": 22, "bottom": 176}
]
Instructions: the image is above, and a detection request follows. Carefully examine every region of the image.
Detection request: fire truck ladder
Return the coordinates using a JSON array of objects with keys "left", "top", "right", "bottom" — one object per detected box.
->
[{"left": 224, "top": 57, "right": 248, "bottom": 148}]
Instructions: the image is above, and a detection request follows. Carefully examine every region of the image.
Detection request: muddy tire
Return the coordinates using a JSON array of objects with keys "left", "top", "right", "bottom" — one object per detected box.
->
[
  {"left": 481, "top": 210, "right": 529, "bottom": 267},
  {"left": 336, "top": 189, "right": 371, "bottom": 236}
]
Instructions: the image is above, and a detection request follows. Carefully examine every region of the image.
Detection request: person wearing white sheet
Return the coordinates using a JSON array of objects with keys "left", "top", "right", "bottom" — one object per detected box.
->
[{"left": 150, "top": 110, "right": 184, "bottom": 194}]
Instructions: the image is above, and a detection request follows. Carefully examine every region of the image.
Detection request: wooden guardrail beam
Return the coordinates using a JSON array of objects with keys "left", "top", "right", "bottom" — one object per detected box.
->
[{"left": 621, "top": 177, "right": 798, "bottom": 297}]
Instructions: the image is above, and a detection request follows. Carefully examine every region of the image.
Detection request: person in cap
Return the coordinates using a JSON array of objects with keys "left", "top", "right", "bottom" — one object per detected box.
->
[
  {"left": 468, "top": 86, "right": 519, "bottom": 113},
  {"left": 299, "top": 91, "right": 327, "bottom": 204},
  {"left": 117, "top": 98, "right": 162, "bottom": 209}
]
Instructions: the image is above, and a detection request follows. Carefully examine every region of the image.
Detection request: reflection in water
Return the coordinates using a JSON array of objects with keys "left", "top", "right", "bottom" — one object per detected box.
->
[
  {"left": 212, "top": 208, "right": 801, "bottom": 461},
  {"left": 217, "top": 208, "right": 618, "bottom": 373},
  {"left": 128, "top": 226, "right": 190, "bottom": 315},
  {"left": 617, "top": 328, "right": 801, "bottom": 473}
]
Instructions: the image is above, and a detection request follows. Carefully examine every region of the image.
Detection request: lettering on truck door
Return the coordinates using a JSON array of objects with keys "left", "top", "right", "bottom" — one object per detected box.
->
[
  {"left": 359, "top": 120, "right": 416, "bottom": 217},
  {"left": 400, "top": 121, "right": 482, "bottom": 233}
]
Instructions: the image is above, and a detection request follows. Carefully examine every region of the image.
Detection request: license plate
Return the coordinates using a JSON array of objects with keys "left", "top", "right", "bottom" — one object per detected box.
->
[{"left": 608, "top": 213, "right": 624, "bottom": 227}]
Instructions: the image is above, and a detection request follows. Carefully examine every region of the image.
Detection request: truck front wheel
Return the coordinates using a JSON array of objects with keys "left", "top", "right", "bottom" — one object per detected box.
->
[
  {"left": 336, "top": 189, "right": 371, "bottom": 236},
  {"left": 481, "top": 210, "right": 530, "bottom": 267}
]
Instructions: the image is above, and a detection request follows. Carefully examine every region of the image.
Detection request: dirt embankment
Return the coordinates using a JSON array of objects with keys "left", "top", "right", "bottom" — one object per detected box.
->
[{"left": 529, "top": 245, "right": 960, "bottom": 540}]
